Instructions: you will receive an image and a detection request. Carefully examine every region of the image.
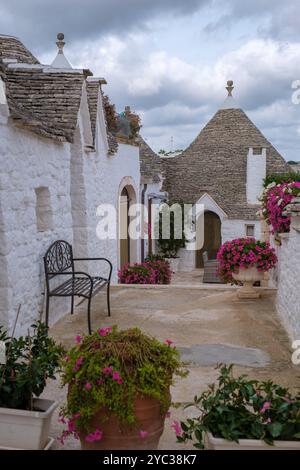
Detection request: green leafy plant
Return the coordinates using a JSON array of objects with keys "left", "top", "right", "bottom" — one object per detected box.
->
[
  {"left": 175, "top": 365, "right": 300, "bottom": 449},
  {"left": 59, "top": 326, "right": 187, "bottom": 444},
  {"left": 156, "top": 206, "right": 186, "bottom": 258},
  {"left": 263, "top": 173, "right": 300, "bottom": 188},
  {"left": 0, "top": 322, "right": 65, "bottom": 410}
]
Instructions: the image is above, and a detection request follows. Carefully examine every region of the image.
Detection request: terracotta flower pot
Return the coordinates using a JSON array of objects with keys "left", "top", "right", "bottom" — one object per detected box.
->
[
  {"left": 79, "top": 395, "right": 167, "bottom": 450},
  {"left": 232, "top": 265, "right": 264, "bottom": 299}
]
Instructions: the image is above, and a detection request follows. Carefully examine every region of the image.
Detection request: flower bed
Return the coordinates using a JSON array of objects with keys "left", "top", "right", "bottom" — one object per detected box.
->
[
  {"left": 259, "top": 181, "right": 300, "bottom": 234},
  {"left": 118, "top": 259, "right": 172, "bottom": 284},
  {"left": 217, "top": 237, "right": 277, "bottom": 283}
]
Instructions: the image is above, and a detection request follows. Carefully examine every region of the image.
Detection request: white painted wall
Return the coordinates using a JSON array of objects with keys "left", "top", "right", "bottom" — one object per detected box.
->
[
  {"left": 0, "top": 81, "right": 141, "bottom": 334},
  {"left": 221, "top": 219, "right": 261, "bottom": 242},
  {"left": 275, "top": 211, "right": 300, "bottom": 341},
  {"left": 0, "top": 121, "right": 72, "bottom": 334},
  {"left": 246, "top": 147, "right": 266, "bottom": 204}
]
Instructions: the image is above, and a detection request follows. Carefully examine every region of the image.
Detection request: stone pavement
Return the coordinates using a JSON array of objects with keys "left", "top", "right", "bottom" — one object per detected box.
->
[{"left": 45, "top": 283, "right": 299, "bottom": 450}]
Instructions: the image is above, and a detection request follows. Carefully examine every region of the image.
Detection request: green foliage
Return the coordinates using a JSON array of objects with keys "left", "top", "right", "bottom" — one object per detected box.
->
[
  {"left": 144, "top": 254, "right": 166, "bottom": 262},
  {"left": 178, "top": 364, "right": 300, "bottom": 448},
  {"left": 156, "top": 205, "right": 186, "bottom": 258},
  {"left": 0, "top": 322, "right": 65, "bottom": 410},
  {"left": 60, "top": 326, "right": 187, "bottom": 434},
  {"left": 264, "top": 173, "right": 300, "bottom": 188}
]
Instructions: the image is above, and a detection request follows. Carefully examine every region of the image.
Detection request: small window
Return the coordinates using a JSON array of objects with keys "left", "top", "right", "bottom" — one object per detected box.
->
[
  {"left": 246, "top": 224, "right": 255, "bottom": 237},
  {"left": 35, "top": 187, "right": 54, "bottom": 232}
]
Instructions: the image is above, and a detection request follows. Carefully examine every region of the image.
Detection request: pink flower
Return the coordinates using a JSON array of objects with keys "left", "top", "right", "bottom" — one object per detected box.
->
[
  {"left": 171, "top": 420, "right": 183, "bottom": 437},
  {"left": 73, "top": 356, "right": 84, "bottom": 372},
  {"left": 98, "top": 326, "right": 113, "bottom": 337},
  {"left": 85, "top": 382, "right": 92, "bottom": 391},
  {"left": 98, "top": 328, "right": 107, "bottom": 337},
  {"left": 64, "top": 355, "right": 70, "bottom": 363},
  {"left": 260, "top": 401, "right": 271, "bottom": 413},
  {"left": 102, "top": 366, "right": 113, "bottom": 375},
  {"left": 139, "top": 430, "right": 149, "bottom": 439},
  {"left": 166, "top": 411, "right": 171, "bottom": 418},
  {"left": 112, "top": 371, "right": 122, "bottom": 382},
  {"left": 164, "top": 339, "right": 173, "bottom": 346},
  {"left": 58, "top": 416, "right": 66, "bottom": 424},
  {"left": 97, "top": 378, "right": 104, "bottom": 385},
  {"left": 85, "top": 429, "right": 103, "bottom": 442},
  {"left": 75, "top": 335, "right": 82, "bottom": 344},
  {"left": 283, "top": 396, "right": 293, "bottom": 404}
]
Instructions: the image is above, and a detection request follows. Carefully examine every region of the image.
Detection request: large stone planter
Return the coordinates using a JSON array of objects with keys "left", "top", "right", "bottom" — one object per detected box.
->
[
  {"left": 204, "top": 432, "right": 300, "bottom": 450},
  {"left": 79, "top": 396, "right": 167, "bottom": 450},
  {"left": 0, "top": 398, "right": 58, "bottom": 450},
  {"left": 232, "top": 266, "right": 264, "bottom": 299}
]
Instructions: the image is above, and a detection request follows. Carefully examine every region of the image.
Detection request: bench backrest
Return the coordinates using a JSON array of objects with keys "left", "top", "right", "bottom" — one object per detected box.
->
[{"left": 44, "top": 240, "right": 74, "bottom": 279}]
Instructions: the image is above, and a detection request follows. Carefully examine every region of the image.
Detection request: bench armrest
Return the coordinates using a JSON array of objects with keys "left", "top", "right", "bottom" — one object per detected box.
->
[{"left": 73, "top": 258, "right": 112, "bottom": 281}]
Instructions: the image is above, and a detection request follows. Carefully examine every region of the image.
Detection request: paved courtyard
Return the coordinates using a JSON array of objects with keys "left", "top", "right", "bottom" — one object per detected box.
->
[{"left": 45, "top": 282, "right": 299, "bottom": 450}]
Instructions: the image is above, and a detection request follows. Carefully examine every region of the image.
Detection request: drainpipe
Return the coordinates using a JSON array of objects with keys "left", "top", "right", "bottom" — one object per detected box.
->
[{"left": 141, "top": 184, "right": 147, "bottom": 262}]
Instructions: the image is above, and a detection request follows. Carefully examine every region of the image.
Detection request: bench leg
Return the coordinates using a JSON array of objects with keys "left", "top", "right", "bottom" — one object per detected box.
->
[
  {"left": 107, "top": 282, "right": 111, "bottom": 317},
  {"left": 87, "top": 295, "right": 92, "bottom": 335},
  {"left": 45, "top": 295, "right": 50, "bottom": 327},
  {"left": 71, "top": 295, "right": 74, "bottom": 315}
]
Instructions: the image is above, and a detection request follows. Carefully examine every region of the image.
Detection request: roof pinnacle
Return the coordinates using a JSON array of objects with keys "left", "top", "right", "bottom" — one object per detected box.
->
[
  {"left": 226, "top": 80, "right": 234, "bottom": 97},
  {"left": 56, "top": 33, "right": 65, "bottom": 54}
]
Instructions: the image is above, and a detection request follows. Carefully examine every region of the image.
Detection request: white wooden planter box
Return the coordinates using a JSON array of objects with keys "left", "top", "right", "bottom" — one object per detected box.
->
[
  {"left": 204, "top": 432, "right": 300, "bottom": 450},
  {"left": 0, "top": 398, "right": 58, "bottom": 450}
]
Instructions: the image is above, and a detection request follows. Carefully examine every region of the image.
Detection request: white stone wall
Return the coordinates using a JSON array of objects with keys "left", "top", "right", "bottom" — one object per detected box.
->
[
  {"left": 276, "top": 213, "right": 300, "bottom": 341},
  {"left": 221, "top": 219, "right": 261, "bottom": 243},
  {"left": 0, "top": 122, "right": 73, "bottom": 334},
  {"left": 0, "top": 84, "right": 141, "bottom": 334}
]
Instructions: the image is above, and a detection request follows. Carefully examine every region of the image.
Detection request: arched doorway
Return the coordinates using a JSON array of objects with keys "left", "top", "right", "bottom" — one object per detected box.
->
[
  {"left": 118, "top": 180, "right": 138, "bottom": 269},
  {"left": 119, "top": 187, "right": 130, "bottom": 268},
  {"left": 196, "top": 211, "right": 221, "bottom": 268}
]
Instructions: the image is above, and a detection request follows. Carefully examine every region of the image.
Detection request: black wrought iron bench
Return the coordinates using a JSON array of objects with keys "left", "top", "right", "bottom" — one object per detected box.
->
[{"left": 44, "top": 240, "right": 112, "bottom": 334}]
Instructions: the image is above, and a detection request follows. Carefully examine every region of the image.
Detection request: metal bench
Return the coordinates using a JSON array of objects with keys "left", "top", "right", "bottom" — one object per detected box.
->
[
  {"left": 202, "top": 251, "right": 223, "bottom": 283},
  {"left": 44, "top": 240, "right": 112, "bottom": 334}
]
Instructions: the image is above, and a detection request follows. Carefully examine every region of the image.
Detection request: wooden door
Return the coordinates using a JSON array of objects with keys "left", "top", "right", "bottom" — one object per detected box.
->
[{"left": 196, "top": 211, "right": 221, "bottom": 268}]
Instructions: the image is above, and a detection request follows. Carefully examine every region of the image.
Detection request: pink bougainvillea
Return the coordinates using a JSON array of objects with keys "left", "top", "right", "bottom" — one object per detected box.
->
[
  {"left": 217, "top": 237, "right": 277, "bottom": 283},
  {"left": 118, "top": 259, "right": 172, "bottom": 285},
  {"left": 259, "top": 181, "right": 300, "bottom": 234}
]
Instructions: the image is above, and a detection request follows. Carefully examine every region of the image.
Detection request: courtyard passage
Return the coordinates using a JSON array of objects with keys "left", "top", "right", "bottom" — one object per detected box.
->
[{"left": 46, "top": 283, "right": 299, "bottom": 449}]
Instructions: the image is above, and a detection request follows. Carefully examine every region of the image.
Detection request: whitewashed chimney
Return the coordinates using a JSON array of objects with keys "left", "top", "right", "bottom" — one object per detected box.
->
[{"left": 246, "top": 147, "right": 267, "bottom": 204}]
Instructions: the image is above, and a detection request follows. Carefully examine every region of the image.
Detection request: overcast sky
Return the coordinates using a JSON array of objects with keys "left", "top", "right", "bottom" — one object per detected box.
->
[{"left": 1, "top": 0, "right": 300, "bottom": 160}]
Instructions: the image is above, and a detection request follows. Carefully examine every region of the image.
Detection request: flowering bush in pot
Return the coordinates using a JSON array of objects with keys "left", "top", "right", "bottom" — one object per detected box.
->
[
  {"left": 259, "top": 181, "right": 300, "bottom": 234},
  {"left": 0, "top": 321, "right": 64, "bottom": 449},
  {"left": 59, "top": 326, "right": 187, "bottom": 450},
  {"left": 175, "top": 365, "right": 300, "bottom": 449},
  {"left": 217, "top": 237, "right": 277, "bottom": 285},
  {"left": 118, "top": 259, "right": 172, "bottom": 284}
]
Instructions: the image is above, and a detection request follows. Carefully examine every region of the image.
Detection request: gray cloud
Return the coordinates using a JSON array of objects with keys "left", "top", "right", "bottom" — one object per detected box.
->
[{"left": 0, "top": 0, "right": 210, "bottom": 52}]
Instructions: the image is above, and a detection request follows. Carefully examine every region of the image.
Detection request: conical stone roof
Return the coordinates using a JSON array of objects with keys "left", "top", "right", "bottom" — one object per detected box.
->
[{"left": 162, "top": 85, "right": 290, "bottom": 219}]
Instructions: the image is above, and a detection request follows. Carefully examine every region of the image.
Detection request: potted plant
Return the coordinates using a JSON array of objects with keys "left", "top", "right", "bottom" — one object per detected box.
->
[
  {"left": 0, "top": 321, "right": 64, "bottom": 450},
  {"left": 175, "top": 365, "right": 300, "bottom": 450},
  {"left": 217, "top": 237, "right": 277, "bottom": 298},
  {"left": 156, "top": 209, "right": 186, "bottom": 273},
  {"left": 118, "top": 258, "right": 172, "bottom": 285},
  {"left": 58, "top": 326, "right": 187, "bottom": 450}
]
